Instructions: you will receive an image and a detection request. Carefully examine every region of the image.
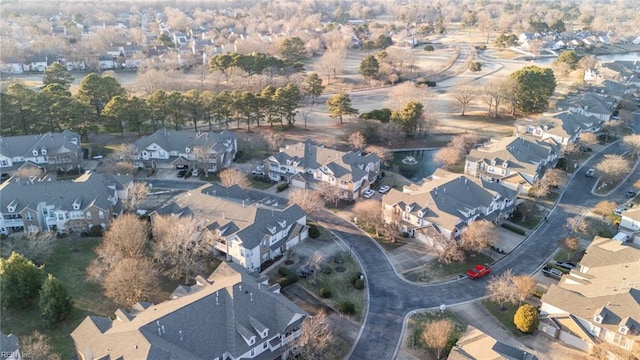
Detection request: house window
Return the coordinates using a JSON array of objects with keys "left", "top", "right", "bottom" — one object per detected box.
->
[
  {"left": 263, "top": 342, "right": 267, "bottom": 350},
  {"left": 26, "top": 213, "right": 33, "bottom": 221},
  {"left": 57, "top": 213, "right": 64, "bottom": 220},
  {"left": 86, "top": 212, "right": 92, "bottom": 220},
  {"left": 0, "top": 159, "right": 7, "bottom": 166},
  {"left": 98, "top": 211, "right": 104, "bottom": 219}
]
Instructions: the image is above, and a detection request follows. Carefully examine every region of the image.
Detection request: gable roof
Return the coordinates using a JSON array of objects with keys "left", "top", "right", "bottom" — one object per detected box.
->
[
  {"left": 0, "top": 130, "right": 81, "bottom": 159},
  {"left": 467, "top": 136, "right": 557, "bottom": 178},
  {"left": 541, "top": 237, "right": 640, "bottom": 339},
  {"left": 71, "top": 262, "right": 307, "bottom": 360},
  {"left": 134, "top": 128, "right": 235, "bottom": 154},
  {"left": 0, "top": 332, "right": 19, "bottom": 353},
  {"left": 557, "top": 92, "right": 614, "bottom": 115},
  {"left": 447, "top": 325, "right": 537, "bottom": 360},
  {"left": 0, "top": 171, "right": 117, "bottom": 214},
  {"left": 270, "top": 140, "right": 380, "bottom": 182},
  {"left": 153, "top": 184, "right": 305, "bottom": 249},
  {"left": 517, "top": 111, "right": 598, "bottom": 139}
]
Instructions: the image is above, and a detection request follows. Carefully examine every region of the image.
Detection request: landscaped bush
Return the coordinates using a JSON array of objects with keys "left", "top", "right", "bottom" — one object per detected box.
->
[
  {"left": 308, "top": 225, "right": 320, "bottom": 238},
  {"left": 88, "top": 225, "right": 103, "bottom": 237},
  {"left": 354, "top": 279, "right": 365, "bottom": 290},
  {"left": 146, "top": 169, "right": 155, "bottom": 177},
  {"left": 501, "top": 223, "right": 525, "bottom": 235},
  {"left": 276, "top": 267, "right": 298, "bottom": 288},
  {"left": 319, "top": 287, "right": 332, "bottom": 298},
  {"left": 276, "top": 183, "right": 289, "bottom": 192},
  {"left": 338, "top": 301, "right": 356, "bottom": 315},
  {"left": 351, "top": 273, "right": 362, "bottom": 285},
  {"left": 514, "top": 304, "right": 539, "bottom": 333},
  {"left": 424, "top": 45, "right": 435, "bottom": 51},
  {"left": 321, "top": 266, "right": 332, "bottom": 275},
  {"left": 278, "top": 267, "right": 293, "bottom": 277}
]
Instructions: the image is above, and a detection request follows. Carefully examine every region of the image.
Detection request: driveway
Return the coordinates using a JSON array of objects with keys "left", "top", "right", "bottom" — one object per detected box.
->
[{"left": 313, "top": 140, "right": 636, "bottom": 360}]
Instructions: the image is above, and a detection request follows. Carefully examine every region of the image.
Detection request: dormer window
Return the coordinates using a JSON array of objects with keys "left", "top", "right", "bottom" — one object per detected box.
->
[
  {"left": 418, "top": 210, "right": 425, "bottom": 217},
  {"left": 491, "top": 159, "right": 496, "bottom": 165},
  {"left": 619, "top": 326, "right": 629, "bottom": 335},
  {"left": 41, "top": 148, "right": 47, "bottom": 155},
  {"left": 594, "top": 315, "right": 603, "bottom": 324},
  {"left": 32, "top": 149, "right": 39, "bottom": 156},
  {"left": 277, "top": 219, "right": 286, "bottom": 228},
  {"left": 405, "top": 205, "right": 413, "bottom": 212},
  {"left": 267, "top": 226, "right": 276, "bottom": 234},
  {"left": 185, "top": 147, "right": 191, "bottom": 153}
]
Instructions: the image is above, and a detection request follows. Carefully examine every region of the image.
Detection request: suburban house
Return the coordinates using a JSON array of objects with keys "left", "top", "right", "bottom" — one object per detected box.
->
[
  {"left": 556, "top": 92, "right": 616, "bottom": 121},
  {"left": 152, "top": 184, "right": 308, "bottom": 272},
  {"left": 618, "top": 207, "right": 640, "bottom": 245},
  {"left": 71, "top": 262, "right": 308, "bottom": 360},
  {"left": 0, "top": 130, "right": 83, "bottom": 172},
  {"left": 381, "top": 169, "right": 516, "bottom": 242},
  {"left": 133, "top": 128, "right": 237, "bottom": 173},
  {"left": 539, "top": 236, "right": 640, "bottom": 355},
  {"left": 448, "top": 325, "right": 537, "bottom": 360},
  {"left": 0, "top": 333, "right": 20, "bottom": 360},
  {"left": 599, "top": 61, "right": 640, "bottom": 87},
  {"left": 265, "top": 140, "right": 381, "bottom": 200},
  {"left": 0, "top": 171, "right": 128, "bottom": 235},
  {"left": 515, "top": 110, "right": 600, "bottom": 146},
  {"left": 465, "top": 136, "right": 559, "bottom": 194}
]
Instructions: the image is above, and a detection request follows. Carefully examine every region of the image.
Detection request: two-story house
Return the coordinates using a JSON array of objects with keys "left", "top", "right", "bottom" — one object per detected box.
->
[
  {"left": 515, "top": 111, "right": 600, "bottom": 146},
  {"left": 0, "top": 130, "right": 83, "bottom": 173},
  {"left": 557, "top": 92, "right": 616, "bottom": 121},
  {"left": 0, "top": 171, "right": 127, "bottom": 235},
  {"left": 381, "top": 169, "right": 516, "bottom": 242},
  {"left": 618, "top": 207, "right": 640, "bottom": 245},
  {"left": 71, "top": 262, "right": 308, "bottom": 360},
  {"left": 133, "top": 128, "right": 237, "bottom": 173},
  {"left": 152, "top": 184, "right": 308, "bottom": 272},
  {"left": 465, "top": 136, "right": 559, "bottom": 194},
  {"left": 265, "top": 140, "right": 381, "bottom": 200},
  {"left": 539, "top": 236, "right": 640, "bottom": 355}
]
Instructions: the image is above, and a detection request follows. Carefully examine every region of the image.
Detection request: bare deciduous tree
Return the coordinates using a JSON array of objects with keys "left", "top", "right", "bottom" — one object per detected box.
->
[
  {"left": 289, "top": 189, "right": 323, "bottom": 214},
  {"left": 104, "top": 257, "right": 158, "bottom": 307},
  {"left": 560, "top": 237, "right": 581, "bottom": 261},
  {"left": 219, "top": 168, "right": 251, "bottom": 189},
  {"left": 460, "top": 220, "right": 497, "bottom": 252},
  {"left": 264, "top": 130, "right": 284, "bottom": 154},
  {"left": 1, "top": 231, "right": 56, "bottom": 264},
  {"left": 579, "top": 132, "right": 598, "bottom": 146},
  {"left": 541, "top": 168, "right": 566, "bottom": 188},
  {"left": 14, "top": 166, "right": 44, "bottom": 181},
  {"left": 594, "top": 200, "right": 617, "bottom": 218},
  {"left": 512, "top": 275, "right": 536, "bottom": 304},
  {"left": 191, "top": 145, "right": 213, "bottom": 177},
  {"left": 20, "top": 331, "right": 60, "bottom": 360},
  {"left": 529, "top": 180, "right": 550, "bottom": 199},
  {"left": 452, "top": 85, "right": 476, "bottom": 116},
  {"left": 353, "top": 199, "right": 383, "bottom": 236},
  {"left": 87, "top": 214, "right": 149, "bottom": 282},
  {"left": 320, "top": 183, "right": 341, "bottom": 206},
  {"left": 436, "top": 240, "right": 465, "bottom": 264},
  {"left": 151, "top": 215, "right": 210, "bottom": 283},
  {"left": 623, "top": 134, "right": 640, "bottom": 158},
  {"left": 365, "top": 145, "right": 392, "bottom": 166},
  {"left": 316, "top": 48, "right": 345, "bottom": 85},
  {"left": 422, "top": 319, "right": 455, "bottom": 360},
  {"left": 377, "top": 122, "right": 406, "bottom": 146},
  {"left": 487, "top": 269, "right": 517, "bottom": 309},
  {"left": 348, "top": 131, "right": 367, "bottom": 151},
  {"left": 124, "top": 182, "right": 149, "bottom": 212},
  {"left": 385, "top": 82, "right": 430, "bottom": 110},
  {"left": 595, "top": 154, "right": 630, "bottom": 184},
  {"left": 433, "top": 147, "right": 462, "bottom": 169},
  {"left": 294, "top": 310, "right": 339, "bottom": 360},
  {"left": 565, "top": 216, "right": 589, "bottom": 237}
]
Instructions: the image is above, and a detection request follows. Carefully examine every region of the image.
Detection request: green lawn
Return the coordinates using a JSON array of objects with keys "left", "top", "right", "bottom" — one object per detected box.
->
[
  {"left": 424, "top": 253, "right": 493, "bottom": 280},
  {"left": 482, "top": 299, "right": 522, "bottom": 336},
  {"left": 405, "top": 310, "right": 466, "bottom": 359},
  {"left": 250, "top": 178, "right": 274, "bottom": 190},
  {"left": 0, "top": 238, "right": 114, "bottom": 359}
]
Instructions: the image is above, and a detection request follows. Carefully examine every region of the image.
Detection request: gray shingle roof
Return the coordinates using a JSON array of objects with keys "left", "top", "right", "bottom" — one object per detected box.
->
[
  {"left": 71, "top": 262, "right": 307, "bottom": 360},
  {"left": 134, "top": 128, "right": 235, "bottom": 154},
  {"left": 0, "top": 130, "right": 81, "bottom": 161},
  {"left": 558, "top": 92, "right": 614, "bottom": 115},
  {"left": 0, "top": 171, "right": 118, "bottom": 214},
  {"left": 0, "top": 332, "right": 19, "bottom": 353}
]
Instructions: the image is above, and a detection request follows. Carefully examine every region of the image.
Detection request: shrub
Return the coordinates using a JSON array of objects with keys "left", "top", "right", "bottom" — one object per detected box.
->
[
  {"left": 400, "top": 232, "right": 409, "bottom": 238},
  {"left": 276, "top": 267, "right": 299, "bottom": 288},
  {"left": 278, "top": 267, "right": 293, "bottom": 277},
  {"left": 469, "top": 62, "right": 482, "bottom": 72},
  {"left": 514, "top": 304, "right": 539, "bottom": 333},
  {"left": 338, "top": 301, "right": 356, "bottom": 315},
  {"left": 308, "top": 225, "right": 320, "bottom": 238},
  {"left": 360, "top": 108, "right": 392, "bottom": 122},
  {"left": 322, "top": 266, "right": 332, "bottom": 275},
  {"left": 319, "top": 287, "right": 332, "bottom": 298},
  {"left": 354, "top": 279, "right": 365, "bottom": 289},
  {"left": 424, "top": 45, "right": 435, "bottom": 51},
  {"left": 146, "top": 169, "right": 155, "bottom": 177},
  {"left": 351, "top": 273, "right": 362, "bottom": 285},
  {"left": 501, "top": 223, "right": 525, "bottom": 235},
  {"left": 277, "top": 183, "right": 289, "bottom": 192},
  {"left": 89, "top": 225, "right": 103, "bottom": 237}
]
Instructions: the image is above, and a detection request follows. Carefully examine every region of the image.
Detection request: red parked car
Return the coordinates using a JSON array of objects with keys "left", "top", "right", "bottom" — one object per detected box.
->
[{"left": 467, "top": 265, "right": 491, "bottom": 279}]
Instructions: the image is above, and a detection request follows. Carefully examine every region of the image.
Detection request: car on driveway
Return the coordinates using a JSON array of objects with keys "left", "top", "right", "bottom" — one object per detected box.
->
[
  {"left": 555, "top": 261, "right": 576, "bottom": 271},
  {"left": 467, "top": 264, "right": 491, "bottom": 279},
  {"left": 363, "top": 189, "right": 375, "bottom": 199},
  {"left": 542, "top": 266, "right": 563, "bottom": 279},
  {"left": 579, "top": 145, "right": 592, "bottom": 152},
  {"left": 614, "top": 206, "right": 628, "bottom": 216},
  {"left": 585, "top": 168, "right": 595, "bottom": 177},
  {"left": 626, "top": 190, "right": 637, "bottom": 198},
  {"left": 298, "top": 265, "right": 314, "bottom": 278},
  {"left": 176, "top": 169, "right": 187, "bottom": 178},
  {"left": 378, "top": 185, "right": 391, "bottom": 194},
  {"left": 252, "top": 166, "right": 264, "bottom": 175}
]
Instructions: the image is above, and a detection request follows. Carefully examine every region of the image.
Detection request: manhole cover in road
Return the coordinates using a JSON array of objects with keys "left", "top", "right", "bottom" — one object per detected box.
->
[
  {"left": 335, "top": 266, "right": 346, "bottom": 272},
  {"left": 284, "top": 260, "right": 294, "bottom": 265}
]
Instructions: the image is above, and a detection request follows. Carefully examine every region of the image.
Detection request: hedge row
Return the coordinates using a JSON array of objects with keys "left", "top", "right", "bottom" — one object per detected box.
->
[{"left": 501, "top": 223, "right": 526, "bottom": 235}]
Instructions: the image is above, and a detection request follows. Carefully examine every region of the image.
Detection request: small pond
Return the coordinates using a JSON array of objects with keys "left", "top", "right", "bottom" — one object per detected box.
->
[{"left": 387, "top": 149, "right": 440, "bottom": 182}]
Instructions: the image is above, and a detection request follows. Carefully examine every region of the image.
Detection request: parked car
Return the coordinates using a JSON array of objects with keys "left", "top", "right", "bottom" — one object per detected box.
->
[
  {"left": 626, "top": 190, "right": 637, "bottom": 198},
  {"left": 585, "top": 168, "right": 595, "bottom": 178},
  {"left": 579, "top": 146, "right": 592, "bottom": 152},
  {"left": 542, "top": 266, "right": 563, "bottom": 280},
  {"left": 378, "top": 185, "right": 391, "bottom": 194},
  {"left": 298, "top": 265, "right": 315, "bottom": 278},
  {"left": 555, "top": 261, "right": 576, "bottom": 271},
  {"left": 252, "top": 166, "right": 265, "bottom": 175},
  {"left": 191, "top": 169, "right": 201, "bottom": 177},
  {"left": 467, "top": 264, "right": 491, "bottom": 279},
  {"left": 0, "top": 173, "right": 9, "bottom": 183},
  {"left": 614, "top": 206, "right": 628, "bottom": 216},
  {"left": 176, "top": 169, "right": 187, "bottom": 178},
  {"left": 363, "top": 189, "right": 375, "bottom": 199}
]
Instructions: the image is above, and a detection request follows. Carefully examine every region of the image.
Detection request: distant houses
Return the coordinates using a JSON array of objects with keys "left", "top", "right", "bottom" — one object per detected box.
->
[
  {"left": 0, "top": 130, "right": 83, "bottom": 173},
  {"left": 264, "top": 140, "right": 381, "bottom": 200}
]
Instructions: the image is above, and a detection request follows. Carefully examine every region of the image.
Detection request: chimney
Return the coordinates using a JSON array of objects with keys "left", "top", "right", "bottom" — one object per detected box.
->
[
  {"left": 179, "top": 330, "right": 183, "bottom": 341},
  {"left": 250, "top": 292, "right": 253, "bottom": 301}
]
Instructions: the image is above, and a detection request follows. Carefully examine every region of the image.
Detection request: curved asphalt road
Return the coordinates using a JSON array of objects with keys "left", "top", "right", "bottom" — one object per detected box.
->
[{"left": 316, "top": 140, "right": 638, "bottom": 360}]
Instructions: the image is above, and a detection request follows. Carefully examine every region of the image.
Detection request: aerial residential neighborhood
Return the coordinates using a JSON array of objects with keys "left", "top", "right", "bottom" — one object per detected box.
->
[{"left": 1, "top": 1, "right": 640, "bottom": 360}]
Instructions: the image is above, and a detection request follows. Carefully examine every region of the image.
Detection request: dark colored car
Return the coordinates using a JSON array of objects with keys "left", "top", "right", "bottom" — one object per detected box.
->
[
  {"left": 579, "top": 146, "right": 592, "bottom": 152},
  {"left": 555, "top": 261, "right": 576, "bottom": 271},
  {"left": 177, "top": 169, "right": 187, "bottom": 178},
  {"left": 626, "top": 191, "right": 637, "bottom": 198},
  {"left": 298, "top": 265, "right": 315, "bottom": 278},
  {"left": 0, "top": 173, "right": 9, "bottom": 183},
  {"left": 467, "top": 264, "right": 491, "bottom": 279},
  {"left": 542, "top": 266, "right": 563, "bottom": 279}
]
